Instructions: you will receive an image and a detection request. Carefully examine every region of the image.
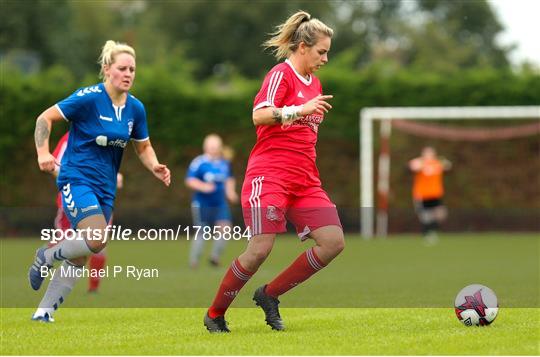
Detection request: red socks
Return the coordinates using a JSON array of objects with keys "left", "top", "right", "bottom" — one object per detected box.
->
[
  {"left": 265, "top": 247, "right": 326, "bottom": 298},
  {"left": 208, "top": 259, "right": 254, "bottom": 318},
  {"left": 88, "top": 253, "right": 106, "bottom": 292},
  {"left": 207, "top": 249, "right": 326, "bottom": 318}
]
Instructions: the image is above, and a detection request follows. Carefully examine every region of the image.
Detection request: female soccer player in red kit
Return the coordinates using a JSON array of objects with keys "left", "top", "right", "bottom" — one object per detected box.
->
[{"left": 204, "top": 11, "right": 344, "bottom": 333}]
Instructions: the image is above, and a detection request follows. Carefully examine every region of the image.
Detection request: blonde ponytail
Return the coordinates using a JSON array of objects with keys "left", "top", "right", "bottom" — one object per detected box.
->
[
  {"left": 98, "top": 40, "right": 136, "bottom": 80},
  {"left": 263, "top": 10, "right": 333, "bottom": 60}
]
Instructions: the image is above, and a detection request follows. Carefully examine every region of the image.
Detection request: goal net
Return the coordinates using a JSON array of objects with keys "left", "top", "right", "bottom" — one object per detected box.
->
[{"left": 359, "top": 106, "right": 540, "bottom": 238}]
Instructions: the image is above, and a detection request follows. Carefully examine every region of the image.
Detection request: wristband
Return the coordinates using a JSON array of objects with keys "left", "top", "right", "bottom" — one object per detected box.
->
[{"left": 281, "top": 105, "right": 304, "bottom": 125}]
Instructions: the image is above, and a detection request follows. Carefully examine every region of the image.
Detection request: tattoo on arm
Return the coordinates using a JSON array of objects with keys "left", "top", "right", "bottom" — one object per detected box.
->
[
  {"left": 35, "top": 117, "right": 49, "bottom": 147},
  {"left": 272, "top": 108, "right": 282, "bottom": 124}
]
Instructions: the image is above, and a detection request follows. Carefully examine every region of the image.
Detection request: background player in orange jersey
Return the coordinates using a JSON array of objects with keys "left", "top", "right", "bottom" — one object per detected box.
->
[{"left": 409, "top": 146, "right": 452, "bottom": 244}]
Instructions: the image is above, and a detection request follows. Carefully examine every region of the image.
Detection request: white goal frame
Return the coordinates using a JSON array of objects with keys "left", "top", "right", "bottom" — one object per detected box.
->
[{"left": 359, "top": 106, "right": 540, "bottom": 239}]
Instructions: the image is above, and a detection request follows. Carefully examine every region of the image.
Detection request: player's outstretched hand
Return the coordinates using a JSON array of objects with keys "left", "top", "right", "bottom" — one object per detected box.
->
[
  {"left": 301, "top": 94, "right": 333, "bottom": 116},
  {"left": 227, "top": 191, "right": 239, "bottom": 204},
  {"left": 200, "top": 182, "right": 216, "bottom": 193},
  {"left": 152, "top": 163, "right": 171, "bottom": 187},
  {"left": 37, "top": 152, "right": 58, "bottom": 173}
]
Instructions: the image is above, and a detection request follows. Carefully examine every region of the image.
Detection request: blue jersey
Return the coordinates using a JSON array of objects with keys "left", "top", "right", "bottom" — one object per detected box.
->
[
  {"left": 186, "top": 155, "right": 233, "bottom": 207},
  {"left": 55, "top": 83, "right": 149, "bottom": 203}
]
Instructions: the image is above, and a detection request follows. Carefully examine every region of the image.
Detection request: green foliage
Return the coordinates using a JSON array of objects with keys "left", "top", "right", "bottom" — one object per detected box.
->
[
  {"left": 2, "top": 63, "right": 539, "bottom": 213},
  {"left": 1, "top": 0, "right": 514, "bottom": 80}
]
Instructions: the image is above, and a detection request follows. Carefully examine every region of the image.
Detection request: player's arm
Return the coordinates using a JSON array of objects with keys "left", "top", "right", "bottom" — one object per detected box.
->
[
  {"left": 132, "top": 139, "right": 171, "bottom": 186},
  {"left": 185, "top": 177, "right": 215, "bottom": 193},
  {"left": 252, "top": 94, "right": 334, "bottom": 126},
  {"left": 34, "top": 106, "right": 64, "bottom": 173},
  {"left": 440, "top": 157, "right": 452, "bottom": 171},
  {"left": 408, "top": 158, "right": 423, "bottom": 172},
  {"left": 116, "top": 173, "right": 124, "bottom": 189},
  {"left": 225, "top": 177, "right": 238, "bottom": 204}
]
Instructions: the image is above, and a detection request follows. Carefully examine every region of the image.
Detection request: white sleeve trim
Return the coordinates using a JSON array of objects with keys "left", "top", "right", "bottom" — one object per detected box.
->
[
  {"left": 55, "top": 104, "right": 69, "bottom": 122},
  {"left": 131, "top": 137, "right": 149, "bottom": 142},
  {"left": 253, "top": 101, "right": 272, "bottom": 112}
]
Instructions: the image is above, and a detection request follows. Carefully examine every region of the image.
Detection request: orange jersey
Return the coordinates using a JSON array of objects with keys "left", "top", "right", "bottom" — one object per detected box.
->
[{"left": 412, "top": 158, "right": 444, "bottom": 200}]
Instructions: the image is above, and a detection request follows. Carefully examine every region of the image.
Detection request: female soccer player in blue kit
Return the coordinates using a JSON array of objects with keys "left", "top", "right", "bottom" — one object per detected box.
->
[
  {"left": 29, "top": 40, "right": 171, "bottom": 322},
  {"left": 186, "top": 134, "right": 238, "bottom": 268}
]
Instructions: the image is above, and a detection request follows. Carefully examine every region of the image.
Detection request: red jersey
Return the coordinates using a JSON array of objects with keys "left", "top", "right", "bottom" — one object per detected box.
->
[
  {"left": 53, "top": 133, "right": 69, "bottom": 208},
  {"left": 247, "top": 60, "right": 325, "bottom": 186}
]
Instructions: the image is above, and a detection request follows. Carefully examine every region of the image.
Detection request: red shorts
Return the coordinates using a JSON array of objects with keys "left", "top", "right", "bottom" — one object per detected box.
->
[{"left": 241, "top": 176, "right": 342, "bottom": 239}]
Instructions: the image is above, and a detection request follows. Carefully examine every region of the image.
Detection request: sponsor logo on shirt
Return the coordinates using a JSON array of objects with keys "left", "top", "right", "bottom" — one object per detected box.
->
[
  {"left": 108, "top": 139, "right": 128, "bottom": 148},
  {"left": 96, "top": 135, "right": 108, "bottom": 147},
  {"left": 96, "top": 135, "right": 128, "bottom": 148},
  {"left": 293, "top": 113, "right": 324, "bottom": 133},
  {"left": 297, "top": 91, "right": 304, "bottom": 98}
]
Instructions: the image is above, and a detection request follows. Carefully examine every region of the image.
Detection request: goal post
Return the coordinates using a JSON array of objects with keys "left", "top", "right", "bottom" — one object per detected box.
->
[{"left": 359, "top": 106, "right": 540, "bottom": 239}]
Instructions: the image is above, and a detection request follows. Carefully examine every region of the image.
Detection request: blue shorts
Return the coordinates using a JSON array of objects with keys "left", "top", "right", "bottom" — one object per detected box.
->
[
  {"left": 191, "top": 201, "right": 231, "bottom": 227},
  {"left": 59, "top": 183, "right": 113, "bottom": 228}
]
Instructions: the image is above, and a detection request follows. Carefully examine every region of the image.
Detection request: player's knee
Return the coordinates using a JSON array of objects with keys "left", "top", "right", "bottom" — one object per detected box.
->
[
  {"left": 250, "top": 246, "right": 272, "bottom": 263},
  {"left": 77, "top": 219, "right": 109, "bottom": 253},
  {"left": 86, "top": 239, "right": 107, "bottom": 253},
  {"left": 243, "top": 234, "right": 274, "bottom": 266},
  {"left": 68, "top": 256, "right": 87, "bottom": 266},
  {"left": 336, "top": 236, "right": 345, "bottom": 254},
  {"left": 434, "top": 207, "right": 448, "bottom": 221},
  {"left": 81, "top": 227, "right": 108, "bottom": 252},
  {"left": 330, "top": 233, "right": 345, "bottom": 256},
  {"left": 239, "top": 248, "right": 269, "bottom": 272},
  {"left": 318, "top": 231, "right": 345, "bottom": 258},
  {"left": 419, "top": 210, "right": 433, "bottom": 224}
]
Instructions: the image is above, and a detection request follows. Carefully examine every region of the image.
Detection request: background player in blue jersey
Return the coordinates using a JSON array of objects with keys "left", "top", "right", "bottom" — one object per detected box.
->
[
  {"left": 30, "top": 40, "right": 171, "bottom": 322},
  {"left": 186, "top": 134, "right": 238, "bottom": 268}
]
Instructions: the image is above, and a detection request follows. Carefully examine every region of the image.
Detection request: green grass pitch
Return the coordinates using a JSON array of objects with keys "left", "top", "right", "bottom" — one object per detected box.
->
[{"left": 1, "top": 233, "right": 538, "bottom": 355}]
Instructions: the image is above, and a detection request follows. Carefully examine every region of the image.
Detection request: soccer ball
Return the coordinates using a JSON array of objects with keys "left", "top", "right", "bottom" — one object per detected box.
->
[{"left": 455, "top": 284, "right": 498, "bottom": 326}]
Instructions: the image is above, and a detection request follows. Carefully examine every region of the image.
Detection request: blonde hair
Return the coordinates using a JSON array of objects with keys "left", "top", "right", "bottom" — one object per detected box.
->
[
  {"left": 222, "top": 145, "right": 235, "bottom": 161},
  {"left": 98, "top": 40, "right": 136, "bottom": 80},
  {"left": 203, "top": 133, "right": 223, "bottom": 150},
  {"left": 263, "top": 10, "right": 333, "bottom": 60}
]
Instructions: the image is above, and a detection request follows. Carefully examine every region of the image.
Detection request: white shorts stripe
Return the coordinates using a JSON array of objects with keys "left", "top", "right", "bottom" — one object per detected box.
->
[
  {"left": 255, "top": 177, "right": 263, "bottom": 234},
  {"left": 249, "top": 177, "right": 264, "bottom": 235},
  {"left": 249, "top": 178, "right": 258, "bottom": 235}
]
